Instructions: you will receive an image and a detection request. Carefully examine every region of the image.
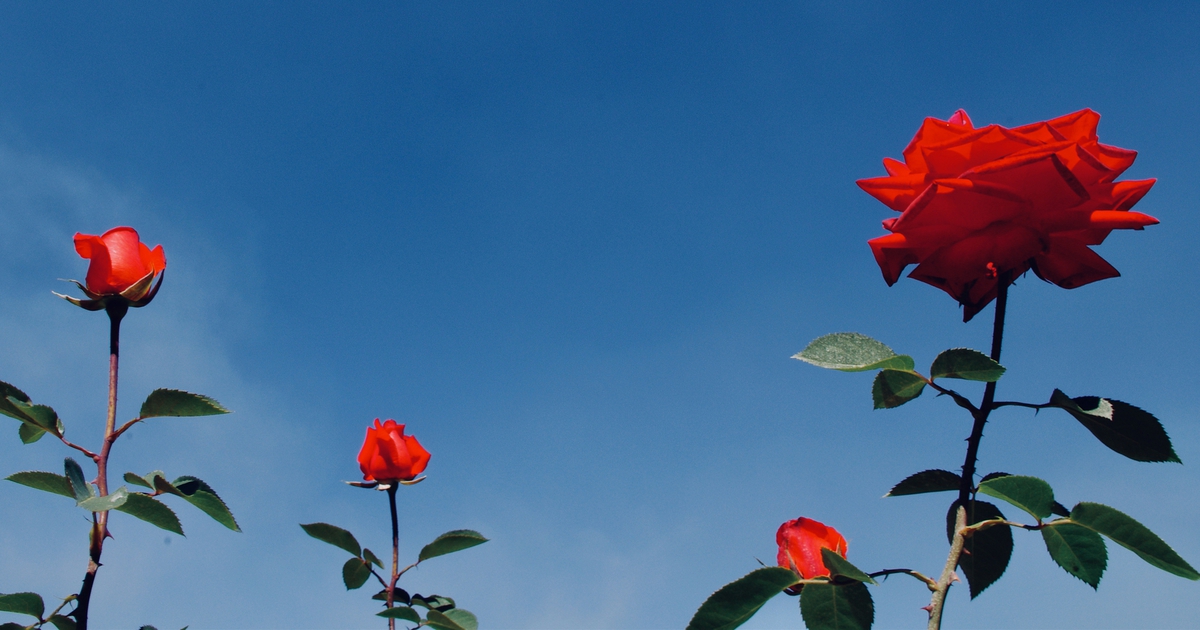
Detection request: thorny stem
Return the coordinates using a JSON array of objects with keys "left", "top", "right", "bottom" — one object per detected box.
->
[
  {"left": 929, "top": 506, "right": 968, "bottom": 630},
  {"left": 868, "top": 568, "right": 939, "bottom": 589},
  {"left": 74, "top": 300, "right": 127, "bottom": 630},
  {"left": 387, "top": 484, "right": 400, "bottom": 630}
]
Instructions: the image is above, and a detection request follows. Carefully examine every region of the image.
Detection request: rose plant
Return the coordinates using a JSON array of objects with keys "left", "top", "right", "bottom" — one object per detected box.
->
[
  {"left": 302, "top": 419, "right": 487, "bottom": 630},
  {"left": 0, "top": 227, "right": 237, "bottom": 630},
  {"left": 689, "top": 110, "right": 1196, "bottom": 630}
]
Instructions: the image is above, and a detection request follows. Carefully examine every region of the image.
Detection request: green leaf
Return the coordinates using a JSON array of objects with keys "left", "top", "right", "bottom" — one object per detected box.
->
[
  {"left": 173, "top": 476, "right": 240, "bottom": 532},
  {"left": 871, "top": 369, "right": 926, "bottom": 409},
  {"left": 64, "top": 457, "right": 93, "bottom": 502},
  {"left": 0, "top": 623, "right": 24, "bottom": 630},
  {"left": 929, "top": 348, "right": 1005, "bottom": 382},
  {"left": 441, "top": 609, "right": 478, "bottom": 630},
  {"left": 1070, "top": 502, "right": 1199, "bottom": 580},
  {"left": 426, "top": 609, "right": 471, "bottom": 630},
  {"left": 6, "top": 398, "right": 62, "bottom": 436},
  {"left": 793, "top": 333, "right": 914, "bottom": 372},
  {"left": 7, "top": 471, "right": 74, "bottom": 498},
  {"left": 363, "top": 548, "right": 383, "bottom": 569},
  {"left": 821, "top": 549, "right": 876, "bottom": 585},
  {"left": 78, "top": 486, "right": 129, "bottom": 512},
  {"left": 799, "top": 582, "right": 874, "bottom": 630},
  {"left": 377, "top": 607, "right": 421, "bottom": 622},
  {"left": 116, "top": 493, "right": 184, "bottom": 535},
  {"left": 342, "top": 557, "right": 371, "bottom": 590},
  {"left": 686, "top": 567, "right": 798, "bottom": 630},
  {"left": 47, "top": 615, "right": 77, "bottom": 630},
  {"left": 885, "top": 469, "right": 961, "bottom": 497},
  {"left": 1049, "top": 390, "right": 1179, "bottom": 463},
  {"left": 139, "top": 389, "right": 230, "bottom": 419},
  {"left": 1041, "top": 522, "right": 1107, "bottom": 589},
  {"left": 18, "top": 422, "right": 46, "bottom": 444},
  {"left": 0, "top": 592, "right": 44, "bottom": 617},
  {"left": 373, "top": 587, "right": 412, "bottom": 605},
  {"left": 419, "top": 530, "right": 489, "bottom": 562},
  {"left": 946, "top": 500, "right": 1013, "bottom": 598},
  {"left": 300, "top": 522, "right": 361, "bottom": 557},
  {"left": 411, "top": 595, "right": 455, "bottom": 611},
  {"left": 0, "top": 381, "right": 32, "bottom": 420},
  {"left": 124, "top": 472, "right": 153, "bottom": 489},
  {"left": 977, "top": 475, "right": 1055, "bottom": 521}
]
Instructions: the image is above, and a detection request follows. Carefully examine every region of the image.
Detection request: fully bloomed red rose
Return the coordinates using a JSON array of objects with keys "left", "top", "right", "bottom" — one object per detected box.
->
[
  {"left": 64, "top": 227, "right": 166, "bottom": 309},
  {"left": 777, "top": 517, "right": 848, "bottom": 579},
  {"left": 858, "top": 109, "right": 1158, "bottom": 321},
  {"left": 358, "top": 419, "right": 431, "bottom": 482}
]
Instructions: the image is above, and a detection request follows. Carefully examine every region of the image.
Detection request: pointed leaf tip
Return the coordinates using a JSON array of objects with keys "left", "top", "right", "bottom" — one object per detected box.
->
[
  {"left": 139, "top": 389, "right": 229, "bottom": 419},
  {"left": 1050, "top": 390, "right": 1179, "bottom": 463},
  {"left": 886, "top": 469, "right": 961, "bottom": 497},
  {"left": 419, "top": 530, "right": 489, "bottom": 562},
  {"left": 687, "top": 567, "right": 799, "bottom": 630},
  {"left": 872, "top": 369, "right": 925, "bottom": 409},
  {"left": 795, "top": 332, "right": 914, "bottom": 372},
  {"left": 930, "top": 348, "right": 1005, "bottom": 382},
  {"left": 300, "top": 522, "right": 362, "bottom": 557}
]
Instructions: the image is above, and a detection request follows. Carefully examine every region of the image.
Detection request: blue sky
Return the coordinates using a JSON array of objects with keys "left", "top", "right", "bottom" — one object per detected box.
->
[{"left": 0, "top": 1, "right": 1198, "bottom": 628}]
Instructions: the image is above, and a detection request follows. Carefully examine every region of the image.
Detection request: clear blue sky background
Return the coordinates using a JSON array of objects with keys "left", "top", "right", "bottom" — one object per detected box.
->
[{"left": 0, "top": 2, "right": 1197, "bottom": 628}]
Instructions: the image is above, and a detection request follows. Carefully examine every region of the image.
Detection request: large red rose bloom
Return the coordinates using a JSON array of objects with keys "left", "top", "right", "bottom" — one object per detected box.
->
[{"left": 858, "top": 109, "right": 1158, "bottom": 321}]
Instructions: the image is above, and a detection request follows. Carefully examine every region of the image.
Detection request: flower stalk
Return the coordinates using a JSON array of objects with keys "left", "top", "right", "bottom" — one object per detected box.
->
[{"left": 387, "top": 484, "right": 400, "bottom": 630}]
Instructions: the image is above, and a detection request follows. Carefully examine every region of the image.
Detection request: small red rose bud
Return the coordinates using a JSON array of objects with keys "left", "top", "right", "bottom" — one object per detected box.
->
[
  {"left": 57, "top": 227, "right": 166, "bottom": 310},
  {"left": 776, "top": 517, "right": 848, "bottom": 579},
  {"left": 357, "top": 419, "right": 431, "bottom": 483}
]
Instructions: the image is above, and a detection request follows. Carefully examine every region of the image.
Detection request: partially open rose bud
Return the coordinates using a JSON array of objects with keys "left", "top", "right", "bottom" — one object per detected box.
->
[
  {"left": 357, "top": 419, "right": 431, "bottom": 483},
  {"left": 777, "top": 517, "right": 848, "bottom": 581},
  {"left": 57, "top": 227, "right": 166, "bottom": 310}
]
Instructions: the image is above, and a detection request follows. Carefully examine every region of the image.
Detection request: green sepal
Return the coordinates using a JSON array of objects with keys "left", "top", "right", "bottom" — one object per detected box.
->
[
  {"left": 363, "top": 548, "right": 384, "bottom": 569},
  {"left": 794, "top": 333, "right": 914, "bottom": 372},
  {"left": 798, "top": 582, "right": 874, "bottom": 630},
  {"left": 341, "top": 557, "right": 371, "bottom": 590},
  {"left": 6, "top": 471, "right": 74, "bottom": 498},
  {"left": 172, "top": 476, "right": 240, "bottom": 531},
  {"left": 418, "top": 530, "right": 489, "bottom": 562},
  {"left": 78, "top": 486, "right": 129, "bottom": 512},
  {"left": 946, "top": 500, "right": 1013, "bottom": 598},
  {"left": 300, "top": 522, "right": 361, "bottom": 557},
  {"left": 116, "top": 493, "right": 184, "bottom": 535},
  {"left": 47, "top": 615, "right": 76, "bottom": 630},
  {"left": 139, "top": 389, "right": 230, "bottom": 419},
  {"left": 686, "top": 567, "right": 798, "bottom": 630},
  {"left": 1069, "top": 502, "right": 1199, "bottom": 580},
  {"left": 871, "top": 369, "right": 925, "bottom": 409},
  {"left": 64, "top": 458, "right": 94, "bottom": 503},
  {"left": 1041, "top": 521, "right": 1107, "bottom": 588},
  {"left": 885, "top": 469, "right": 961, "bottom": 497},
  {"left": 929, "top": 348, "right": 1005, "bottom": 382},
  {"left": 821, "top": 549, "right": 876, "bottom": 585},
  {"left": 377, "top": 607, "right": 421, "bottom": 622},
  {"left": 1049, "top": 390, "right": 1179, "bottom": 463},
  {"left": 0, "top": 591, "right": 44, "bottom": 617},
  {"left": 427, "top": 609, "right": 476, "bottom": 630},
  {"left": 977, "top": 475, "right": 1055, "bottom": 521}
]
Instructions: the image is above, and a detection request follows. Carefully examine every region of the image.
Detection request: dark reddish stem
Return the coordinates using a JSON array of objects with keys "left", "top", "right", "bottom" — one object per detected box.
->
[
  {"left": 958, "top": 276, "right": 1009, "bottom": 504},
  {"left": 74, "top": 299, "right": 127, "bottom": 630},
  {"left": 386, "top": 484, "right": 400, "bottom": 630}
]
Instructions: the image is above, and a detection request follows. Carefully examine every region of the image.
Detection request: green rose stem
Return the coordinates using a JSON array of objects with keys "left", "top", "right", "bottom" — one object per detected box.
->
[
  {"left": 74, "top": 299, "right": 128, "bottom": 630},
  {"left": 927, "top": 272, "right": 1011, "bottom": 630},
  {"left": 387, "top": 484, "right": 400, "bottom": 630}
]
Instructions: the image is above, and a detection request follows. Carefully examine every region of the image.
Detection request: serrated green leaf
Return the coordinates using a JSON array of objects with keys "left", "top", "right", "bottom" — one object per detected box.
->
[
  {"left": 1070, "top": 502, "right": 1199, "bottom": 580},
  {"left": 64, "top": 458, "right": 93, "bottom": 502},
  {"left": 18, "top": 422, "right": 46, "bottom": 444},
  {"left": 173, "top": 476, "right": 240, "bottom": 532},
  {"left": 411, "top": 595, "right": 455, "bottom": 611},
  {"left": 300, "top": 522, "right": 361, "bottom": 557},
  {"left": 377, "top": 606, "right": 421, "bottom": 622},
  {"left": 363, "top": 548, "right": 383, "bottom": 569},
  {"left": 1041, "top": 522, "right": 1107, "bottom": 588},
  {"left": 799, "top": 582, "right": 874, "bottom": 630},
  {"left": 124, "top": 472, "right": 153, "bottom": 489},
  {"left": 427, "top": 609, "right": 470, "bottom": 630},
  {"left": 947, "top": 500, "right": 1013, "bottom": 598},
  {"left": 871, "top": 370, "right": 926, "bottom": 409},
  {"left": 929, "top": 348, "right": 1005, "bottom": 382},
  {"left": 419, "top": 530, "right": 489, "bottom": 562},
  {"left": 821, "top": 549, "right": 875, "bottom": 585},
  {"left": 78, "top": 487, "right": 128, "bottom": 512},
  {"left": 151, "top": 474, "right": 185, "bottom": 497},
  {"left": 0, "top": 381, "right": 32, "bottom": 419},
  {"left": 0, "top": 592, "right": 43, "bottom": 618},
  {"left": 978, "top": 475, "right": 1055, "bottom": 521},
  {"left": 47, "top": 614, "right": 76, "bottom": 630},
  {"left": 0, "top": 623, "right": 24, "bottom": 630},
  {"left": 116, "top": 493, "right": 184, "bottom": 535},
  {"left": 686, "top": 567, "right": 798, "bottom": 630},
  {"left": 1049, "top": 390, "right": 1179, "bottom": 463},
  {"left": 7, "top": 398, "right": 61, "bottom": 436},
  {"left": 794, "top": 333, "right": 914, "bottom": 372},
  {"left": 7, "top": 471, "right": 74, "bottom": 498},
  {"left": 139, "top": 389, "right": 229, "bottom": 419},
  {"left": 342, "top": 557, "right": 371, "bottom": 590},
  {"left": 440, "top": 609, "right": 478, "bottom": 630},
  {"left": 885, "top": 469, "right": 961, "bottom": 497},
  {"left": 373, "top": 587, "right": 411, "bottom": 604}
]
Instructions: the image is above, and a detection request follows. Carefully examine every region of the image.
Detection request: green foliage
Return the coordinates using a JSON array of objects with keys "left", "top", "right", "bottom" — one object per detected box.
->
[
  {"left": 686, "top": 567, "right": 799, "bottom": 630},
  {"left": 341, "top": 558, "right": 371, "bottom": 590},
  {"left": 116, "top": 493, "right": 184, "bottom": 535},
  {"left": 929, "top": 348, "right": 1005, "bottom": 382},
  {"left": 820, "top": 549, "right": 875, "bottom": 585},
  {"left": 172, "top": 476, "right": 240, "bottom": 532},
  {"left": 871, "top": 370, "right": 925, "bottom": 409},
  {"left": 1049, "top": 390, "right": 1179, "bottom": 463},
  {"left": 46, "top": 615, "right": 76, "bottom": 630},
  {"left": 799, "top": 582, "right": 874, "bottom": 630},
  {"left": 977, "top": 475, "right": 1055, "bottom": 521},
  {"left": 1069, "top": 502, "right": 1199, "bottom": 580},
  {"left": 947, "top": 500, "right": 1013, "bottom": 598},
  {"left": 363, "top": 547, "right": 383, "bottom": 569},
  {"left": 6, "top": 471, "right": 74, "bottom": 498},
  {"left": 1041, "top": 522, "right": 1107, "bottom": 588},
  {"left": 63, "top": 458, "right": 93, "bottom": 503},
  {"left": 6, "top": 399, "right": 62, "bottom": 437},
  {"left": 427, "top": 608, "right": 477, "bottom": 630},
  {"left": 794, "top": 333, "right": 914, "bottom": 372},
  {"left": 300, "top": 522, "right": 361, "bottom": 557},
  {"left": 377, "top": 607, "right": 422, "bottom": 622},
  {"left": 419, "top": 530, "right": 489, "bottom": 562},
  {"left": 18, "top": 422, "right": 46, "bottom": 444},
  {"left": 411, "top": 595, "right": 455, "bottom": 611},
  {"left": 885, "top": 469, "right": 961, "bottom": 497},
  {"left": 0, "top": 381, "right": 32, "bottom": 420},
  {"left": 0, "top": 592, "right": 43, "bottom": 617},
  {"left": 139, "top": 389, "right": 229, "bottom": 419},
  {"left": 78, "top": 487, "right": 129, "bottom": 512}
]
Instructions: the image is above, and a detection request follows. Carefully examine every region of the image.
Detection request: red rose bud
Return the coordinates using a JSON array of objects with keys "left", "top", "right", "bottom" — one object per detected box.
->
[
  {"left": 858, "top": 109, "right": 1158, "bottom": 321},
  {"left": 57, "top": 227, "right": 167, "bottom": 310},
  {"left": 777, "top": 517, "right": 848, "bottom": 580},
  {"left": 357, "top": 419, "right": 431, "bottom": 483}
]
